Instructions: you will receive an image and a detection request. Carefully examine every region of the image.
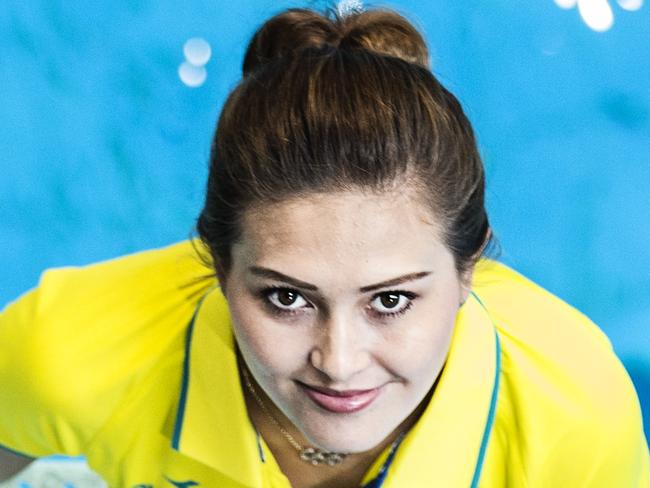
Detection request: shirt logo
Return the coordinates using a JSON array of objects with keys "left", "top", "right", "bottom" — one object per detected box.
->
[{"left": 164, "top": 476, "right": 200, "bottom": 488}]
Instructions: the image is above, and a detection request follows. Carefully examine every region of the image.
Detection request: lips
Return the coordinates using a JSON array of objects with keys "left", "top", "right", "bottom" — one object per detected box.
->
[{"left": 297, "top": 381, "right": 383, "bottom": 413}]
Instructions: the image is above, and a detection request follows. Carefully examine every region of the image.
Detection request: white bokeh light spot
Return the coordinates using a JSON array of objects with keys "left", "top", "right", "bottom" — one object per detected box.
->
[
  {"left": 554, "top": 0, "right": 578, "bottom": 9},
  {"left": 577, "top": 0, "right": 614, "bottom": 31},
  {"left": 183, "top": 37, "right": 212, "bottom": 66},
  {"left": 337, "top": 0, "right": 364, "bottom": 16},
  {"left": 178, "top": 62, "right": 207, "bottom": 88},
  {"left": 617, "top": 0, "right": 644, "bottom": 10}
]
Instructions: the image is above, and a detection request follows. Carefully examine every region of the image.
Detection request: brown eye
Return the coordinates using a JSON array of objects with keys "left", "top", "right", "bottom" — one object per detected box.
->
[
  {"left": 278, "top": 289, "right": 298, "bottom": 306},
  {"left": 379, "top": 293, "right": 400, "bottom": 309},
  {"left": 370, "top": 291, "right": 415, "bottom": 317},
  {"left": 267, "top": 288, "right": 309, "bottom": 311}
]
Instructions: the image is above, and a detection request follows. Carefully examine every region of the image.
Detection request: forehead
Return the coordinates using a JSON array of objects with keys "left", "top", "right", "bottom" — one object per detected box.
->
[{"left": 233, "top": 190, "right": 449, "bottom": 276}]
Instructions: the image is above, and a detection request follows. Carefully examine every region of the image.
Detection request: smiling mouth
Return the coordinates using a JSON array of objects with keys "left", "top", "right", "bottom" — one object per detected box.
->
[{"left": 296, "top": 381, "right": 384, "bottom": 413}]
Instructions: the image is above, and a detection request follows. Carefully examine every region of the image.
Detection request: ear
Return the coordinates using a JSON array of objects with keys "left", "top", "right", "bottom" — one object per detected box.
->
[
  {"left": 214, "top": 262, "right": 229, "bottom": 295},
  {"left": 459, "top": 227, "right": 492, "bottom": 307},
  {"left": 459, "top": 267, "right": 475, "bottom": 307}
]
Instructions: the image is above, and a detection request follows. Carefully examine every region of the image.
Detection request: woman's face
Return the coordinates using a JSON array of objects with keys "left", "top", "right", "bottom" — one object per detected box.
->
[{"left": 224, "top": 190, "right": 470, "bottom": 454}]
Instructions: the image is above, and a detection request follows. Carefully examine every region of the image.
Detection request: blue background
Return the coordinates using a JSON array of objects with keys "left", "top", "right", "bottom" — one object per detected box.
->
[{"left": 1, "top": 0, "right": 649, "bottom": 441}]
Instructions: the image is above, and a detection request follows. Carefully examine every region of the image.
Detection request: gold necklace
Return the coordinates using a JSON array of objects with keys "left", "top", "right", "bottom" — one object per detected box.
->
[{"left": 239, "top": 361, "right": 349, "bottom": 466}]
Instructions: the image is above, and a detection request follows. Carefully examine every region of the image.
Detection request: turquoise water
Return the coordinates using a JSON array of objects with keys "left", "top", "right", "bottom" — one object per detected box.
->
[{"left": 1, "top": 0, "right": 648, "bottom": 456}]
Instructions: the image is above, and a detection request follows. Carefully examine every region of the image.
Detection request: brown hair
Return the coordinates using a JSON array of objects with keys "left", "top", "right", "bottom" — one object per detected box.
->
[{"left": 197, "top": 5, "right": 494, "bottom": 282}]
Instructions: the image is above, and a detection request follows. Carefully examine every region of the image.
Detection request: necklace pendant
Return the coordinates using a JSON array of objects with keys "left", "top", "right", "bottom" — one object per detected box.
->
[{"left": 300, "top": 447, "right": 347, "bottom": 466}]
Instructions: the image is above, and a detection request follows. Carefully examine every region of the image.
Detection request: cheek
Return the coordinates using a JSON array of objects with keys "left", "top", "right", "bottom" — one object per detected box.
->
[
  {"left": 382, "top": 294, "right": 459, "bottom": 381},
  {"left": 227, "top": 289, "right": 304, "bottom": 377}
]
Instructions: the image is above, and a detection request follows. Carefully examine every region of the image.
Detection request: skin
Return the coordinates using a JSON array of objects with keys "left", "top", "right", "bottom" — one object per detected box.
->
[
  {"left": 0, "top": 449, "right": 33, "bottom": 481},
  {"left": 221, "top": 189, "right": 473, "bottom": 487}
]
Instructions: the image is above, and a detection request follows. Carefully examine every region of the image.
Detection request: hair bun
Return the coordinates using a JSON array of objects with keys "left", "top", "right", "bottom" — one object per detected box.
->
[
  {"left": 337, "top": 8, "right": 430, "bottom": 67},
  {"left": 242, "top": 7, "right": 429, "bottom": 76}
]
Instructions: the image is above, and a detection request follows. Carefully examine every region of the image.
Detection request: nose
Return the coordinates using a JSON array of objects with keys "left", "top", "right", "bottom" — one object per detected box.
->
[{"left": 309, "top": 311, "right": 371, "bottom": 384}]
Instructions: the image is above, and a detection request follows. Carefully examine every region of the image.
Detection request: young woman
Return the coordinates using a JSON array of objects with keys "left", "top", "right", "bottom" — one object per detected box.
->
[{"left": 1, "top": 6, "right": 648, "bottom": 488}]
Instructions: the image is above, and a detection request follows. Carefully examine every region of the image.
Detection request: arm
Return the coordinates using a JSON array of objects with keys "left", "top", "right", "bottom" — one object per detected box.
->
[{"left": 0, "top": 447, "right": 34, "bottom": 481}]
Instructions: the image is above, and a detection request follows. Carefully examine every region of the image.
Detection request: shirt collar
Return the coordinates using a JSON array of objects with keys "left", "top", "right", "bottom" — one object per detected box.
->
[
  {"left": 166, "top": 285, "right": 262, "bottom": 487},
  {"left": 166, "top": 288, "right": 499, "bottom": 488},
  {"left": 384, "top": 291, "right": 500, "bottom": 487}
]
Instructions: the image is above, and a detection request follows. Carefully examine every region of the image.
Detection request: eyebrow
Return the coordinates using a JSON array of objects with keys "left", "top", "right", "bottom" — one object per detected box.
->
[{"left": 248, "top": 266, "right": 432, "bottom": 293}]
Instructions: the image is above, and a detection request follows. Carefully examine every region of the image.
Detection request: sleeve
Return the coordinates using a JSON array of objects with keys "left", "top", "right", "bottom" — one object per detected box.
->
[
  {"left": 472, "top": 260, "right": 650, "bottom": 485},
  {"left": 586, "top": 384, "right": 650, "bottom": 487},
  {"left": 0, "top": 282, "right": 84, "bottom": 458},
  {"left": 0, "top": 286, "right": 39, "bottom": 458},
  {"left": 0, "top": 242, "right": 213, "bottom": 460},
  {"left": 540, "top": 355, "right": 650, "bottom": 487},
  {"left": 0, "top": 266, "right": 122, "bottom": 459}
]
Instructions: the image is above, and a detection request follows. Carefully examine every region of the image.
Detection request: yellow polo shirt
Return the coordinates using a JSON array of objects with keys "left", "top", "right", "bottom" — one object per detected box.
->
[{"left": 0, "top": 240, "right": 648, "bottom": 487}]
